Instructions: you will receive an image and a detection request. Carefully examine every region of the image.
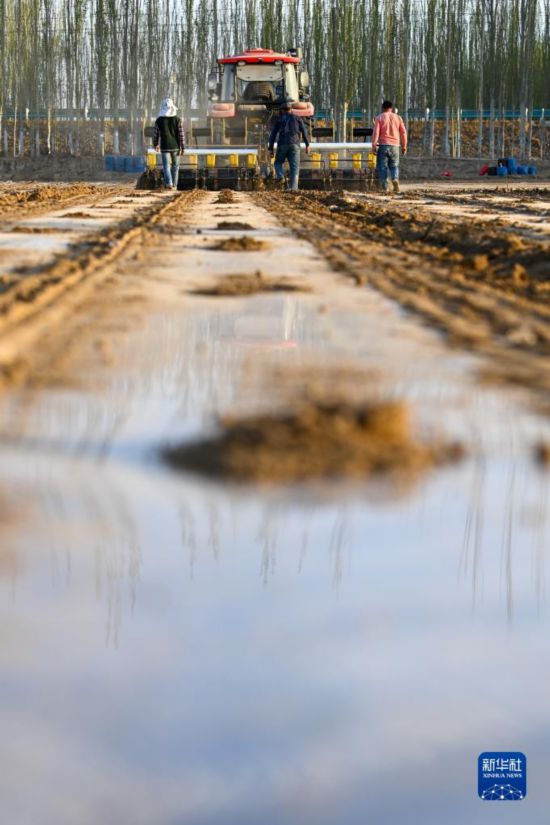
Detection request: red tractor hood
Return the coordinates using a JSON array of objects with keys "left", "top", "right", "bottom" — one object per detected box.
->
[{"left": 218, "top": 48, "right": 300, "bottom": 65}]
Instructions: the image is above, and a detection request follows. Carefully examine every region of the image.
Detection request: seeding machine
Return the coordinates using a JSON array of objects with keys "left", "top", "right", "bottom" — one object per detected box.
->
[{"left": 139, "top": 47, "right": 375, "bottom": 191}]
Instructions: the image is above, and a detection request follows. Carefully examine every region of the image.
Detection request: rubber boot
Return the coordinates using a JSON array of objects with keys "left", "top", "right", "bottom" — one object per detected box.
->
[{"left": 392, "top": 179, "right": 400, "bottom": 194}]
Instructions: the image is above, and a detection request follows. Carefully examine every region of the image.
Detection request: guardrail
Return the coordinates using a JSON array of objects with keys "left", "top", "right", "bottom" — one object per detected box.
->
[
  {"left": 1, "top": 106, "right": 548, "bottom": 122},
  {"left": 315, "top": 108, "right": 549, "bottom": 121}
]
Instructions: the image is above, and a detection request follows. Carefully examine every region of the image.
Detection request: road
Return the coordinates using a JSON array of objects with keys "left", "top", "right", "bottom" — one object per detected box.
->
[{"left": 0, "top": 181, "right": 549, "bottom": 824}]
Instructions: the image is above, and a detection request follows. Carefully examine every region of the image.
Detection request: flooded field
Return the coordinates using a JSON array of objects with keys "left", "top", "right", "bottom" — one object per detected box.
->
[{"left": 0, "top": 182, "right": 548, "bottom": 824}]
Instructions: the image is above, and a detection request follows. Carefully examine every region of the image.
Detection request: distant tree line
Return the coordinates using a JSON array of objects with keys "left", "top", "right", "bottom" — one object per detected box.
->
[{"left": 0, "top": 0, "right": 549, "bottom": 158}]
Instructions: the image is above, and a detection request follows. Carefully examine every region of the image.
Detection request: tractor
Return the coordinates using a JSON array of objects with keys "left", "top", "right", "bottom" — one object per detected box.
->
[{"left": 140, "top": 47, "right": 374, "bottom": 191}]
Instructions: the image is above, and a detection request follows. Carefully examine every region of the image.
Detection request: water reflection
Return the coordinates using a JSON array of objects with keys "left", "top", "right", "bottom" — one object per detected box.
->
[
  {"left": 1, "top": 460, "right": 142, "bottom": 648},
  {"left": 459, "top": 453, "right": 485, "bottom": 609},
  {"left": 1, "top": 287, "right": 550, "bottom": 821},
  {"left": 501, "top": 463, "right": 516, "bottom": 625},
  {"left": 2, "top": 446, "right": 549, "bottom": 645},
  {"left": 1, "top": 450, "right": 549, "bottom": 824}
]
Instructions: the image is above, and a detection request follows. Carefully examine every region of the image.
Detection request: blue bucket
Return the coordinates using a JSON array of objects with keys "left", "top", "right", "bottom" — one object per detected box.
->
[
  {"left": 497, "top": 166, "right": 508, "bottom": 176},
  {"left": 104, "top": 155, "right": 116, "bottom": 172},
  {"left": 506, "top": 157, "right": 517, "bottom": 174},
  {"left": 115, "top": 155, "right": 126, "bottom": 172},
  {"left": 527, "top": 165, "right": 537, "bottom": 176},
  {"left": 133, "top": 156, "right": 145, "bottom": 172}
]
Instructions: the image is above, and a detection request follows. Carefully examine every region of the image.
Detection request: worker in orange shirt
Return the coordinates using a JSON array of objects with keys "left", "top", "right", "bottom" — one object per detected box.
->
[{"left": 371, "top": 100, "right": 407, "bottom": 194}]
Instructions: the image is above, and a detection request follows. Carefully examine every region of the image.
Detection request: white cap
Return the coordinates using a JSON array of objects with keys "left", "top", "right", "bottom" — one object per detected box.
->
[{"left": 158, "top": 97, "right": 177, "bottom": 117}]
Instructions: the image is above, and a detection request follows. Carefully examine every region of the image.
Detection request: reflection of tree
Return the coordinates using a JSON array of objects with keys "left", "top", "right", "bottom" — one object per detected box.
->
[
  {"left": 207, "top": 501, "right": 221, "bottom": 562},
  {"left": 459, "top": 454, "right": 485, "bottom": 610},
  {"left": 257, "top": 509, "right": 278, "bottom": 585},
  {"left": 9, "top": 462, "right": 144, "bottom": 650},
  {"left": 500, "top": 465, "right": 516, "bottom": 626},
  {"left": 534, "top": 474, "right": 548, "bottom": 613},
  {"left": 458, "top": 446, "right": 550, "bottom": 624},
  {"left": 179, "top": 502, "right": 197, "bottom": 580},
  {"left": 329, "top": 507, "right": 352, "bottom": 591},
  {"left": 66, "top": 471, "right": 142, "bottom": 648},
  {"left": 253, "top": 500, "right": 354, "bottom": 588},
  {"left": 298, "top": 530, "right": 308, "bottom": 574}
]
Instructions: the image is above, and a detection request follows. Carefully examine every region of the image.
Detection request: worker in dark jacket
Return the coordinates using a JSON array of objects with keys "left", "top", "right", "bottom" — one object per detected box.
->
[
  {"left": 153, "top": 97, "right": 185, "bottom": 189},
  {"left": 268, "top": 100, "right": 310, "bottom": 191}
]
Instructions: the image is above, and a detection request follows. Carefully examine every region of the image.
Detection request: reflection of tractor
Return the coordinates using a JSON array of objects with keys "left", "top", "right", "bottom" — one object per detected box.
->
[{"left": 141, "top": 47, "right": 374, "bottom": 191}]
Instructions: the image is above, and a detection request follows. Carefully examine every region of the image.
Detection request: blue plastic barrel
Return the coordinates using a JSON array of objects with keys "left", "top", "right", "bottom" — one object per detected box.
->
[
  {"left": 115, "top": 155, "right": 126, "bottom": 172},
  {"left": 506, "top": 157, "right": 517, "bottom": 174},
  {"left": 124, "top": 156, "right": 135, "bottom": 172},
  {"left": 104, "top": 155, "right": 116, "bottom": 172},
  {"left": 133, "top": 156, "right": 145, "bottom": 172},
  {"left": 527, "top": 165, "right": 537, "bottom": 175},
  {"left": 497, "top": 166, "right": 508, "bottom": 176}
]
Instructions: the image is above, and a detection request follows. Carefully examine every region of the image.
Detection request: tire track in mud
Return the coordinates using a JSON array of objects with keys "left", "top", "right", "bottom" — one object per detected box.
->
[
  {"left": 303, "top": 192, "right": 550, "bottom": 299},
  {"left": 401, "top": 188, "right": 550, "bottom": 234},
  {"left": 404, "top": 186, "right": 550, "bottom": 210},
  {"left": 0, "top": 189, "right": 205, "bottom": 383},
  {"left": 256, "top": 191, "right": 550, "bottom": 409},
  {"left": 0, "top": 183, "right": 127, "bottom": 221}
]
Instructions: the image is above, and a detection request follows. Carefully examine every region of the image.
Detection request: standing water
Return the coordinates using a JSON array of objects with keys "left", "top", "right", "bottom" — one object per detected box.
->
[{"left": 0, "top": 193, "right": 548, "bottom": 824}]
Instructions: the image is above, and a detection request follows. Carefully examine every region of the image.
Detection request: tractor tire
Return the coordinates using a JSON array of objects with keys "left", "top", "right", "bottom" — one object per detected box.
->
[{"left": 135, "top": 169, "right": 164, "bottom": 190}]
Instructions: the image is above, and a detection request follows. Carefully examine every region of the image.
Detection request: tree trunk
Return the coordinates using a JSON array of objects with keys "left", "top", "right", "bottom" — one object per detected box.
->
[
  {"left": 519, "top": 106, "right": 527, "bottom": 159},
  {"left": 489, "top": 94, "right": 495, "bottom": 158}
]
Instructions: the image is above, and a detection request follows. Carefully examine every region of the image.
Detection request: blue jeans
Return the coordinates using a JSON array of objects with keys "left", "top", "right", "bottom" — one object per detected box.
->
[
  {"left": 162, "top": 151, "right": 180, "bottom": 188},
  {"left": 274, "top": 144, "right": 301, "bottom": 190},
  {"left": 376, "top": 145, "right": 400, "bottom": 190}
]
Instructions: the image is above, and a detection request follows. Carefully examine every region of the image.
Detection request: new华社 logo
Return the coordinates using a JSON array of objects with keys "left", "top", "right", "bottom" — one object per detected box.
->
[{"left": 478, "top": 752, "right": 526, "bottom": 800}]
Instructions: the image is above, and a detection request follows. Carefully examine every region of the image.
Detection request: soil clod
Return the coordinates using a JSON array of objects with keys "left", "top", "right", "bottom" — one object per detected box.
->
[
  {"left": 11, "top": 225, "right": 66, "bottom": 234},
  {"left": 61, "top": 211, "right": 96, "bottom": 219},
  {"left": 215, "top": 221, "right": 254, "bottom": 231},
  {"left": 215, "top": 189, "right": 235, "bottom": 204},
  {"left": 212, "top": 236, "right": 266, "bottom": 252},
  {"left": 190, "top": 270, "right": 307, "bottom": 297},
  {"left": 164, "top": 398, "right": 464, "bottom": 483}
]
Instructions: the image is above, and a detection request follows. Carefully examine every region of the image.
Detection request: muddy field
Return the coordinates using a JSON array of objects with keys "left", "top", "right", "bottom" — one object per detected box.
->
[
  {"left": 0, "top": 179, "right": 549, "bottom": 825},
  {"left": 1, "top": 180, "right": 548, "bottom": 405},
  {"left": 256, "top": 183, "right": 550, "bottom": 409}
]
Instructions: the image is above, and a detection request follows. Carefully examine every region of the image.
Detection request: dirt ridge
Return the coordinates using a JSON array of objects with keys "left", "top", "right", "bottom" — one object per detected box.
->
[
  {"left": 0, "top": 190, "right": 205, "bottom": 382},
  {"left": 256, "top": 191, "right": 550, "bottom": 408},
  {"left": 0, "top": 183, "right": 124, "bottom": 220}
]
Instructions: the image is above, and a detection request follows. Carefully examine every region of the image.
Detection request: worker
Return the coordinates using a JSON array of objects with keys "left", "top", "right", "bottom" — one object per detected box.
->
[
  {"left": 268, "top": 100, "right": 310, "bottom": 191},
  {"left": 371, "top": 100, "right": 407, "bottom": 194},
  {"left": 153, "top": 97, "right": 185, "bottom": 190}
]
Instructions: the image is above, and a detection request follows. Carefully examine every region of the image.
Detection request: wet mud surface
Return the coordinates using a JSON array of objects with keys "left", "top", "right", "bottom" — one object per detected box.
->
[
  {"left": 0, "top": 186, "right": 200, "bottom": 383},
  {"left": 0, "top": 185, "right": 549, "bottom": 825},
  {"left": 256, "top": 187, "right": 550, "bottom": 408},
  {"left": 320, "top": 190, "right": 550, "bottom": 294}
]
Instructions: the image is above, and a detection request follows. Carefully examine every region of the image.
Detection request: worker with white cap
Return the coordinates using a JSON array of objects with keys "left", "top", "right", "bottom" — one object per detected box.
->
[{"left": 153, "top": 97, "right": 185, "bottom": 189}]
